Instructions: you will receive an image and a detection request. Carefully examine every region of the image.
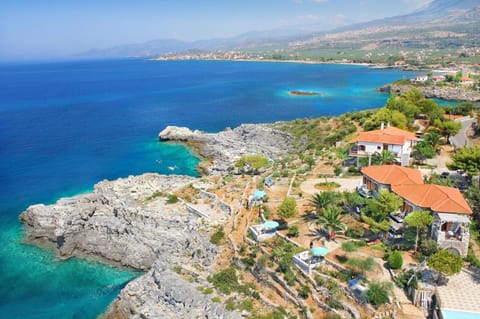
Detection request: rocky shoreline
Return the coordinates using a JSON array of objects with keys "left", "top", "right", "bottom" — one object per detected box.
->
[
  {"left": 159, "top": 124, "right": 295, "bottom": 175},
  {"left": 20, "top": 123, "right": 297, "bottom": 319},
  {"left": 20, "top": 173, "right": 241, "bottom": 318},
  {"left": 378, "top": 83, "right": 480, "bottom": 102}
]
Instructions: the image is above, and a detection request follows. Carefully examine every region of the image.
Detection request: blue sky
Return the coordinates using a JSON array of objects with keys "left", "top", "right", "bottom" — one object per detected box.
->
[{"left": 0, "top": 0, "right": 432, "bottom": 60}]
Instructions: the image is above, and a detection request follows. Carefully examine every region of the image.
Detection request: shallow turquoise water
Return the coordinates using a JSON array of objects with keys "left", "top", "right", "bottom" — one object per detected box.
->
[
  {"left": 0, "top": 221, "right": 139, "bottom": 319},
  {"left": 0, "top": 59, "right": 414, "bottom": 318}
]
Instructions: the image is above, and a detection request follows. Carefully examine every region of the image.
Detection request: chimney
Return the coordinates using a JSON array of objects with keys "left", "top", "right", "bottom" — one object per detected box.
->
[
  {"left": 381, "top": 122, "right": 384, "bottom": 130},
  {"left": 387, "top": 122, "right": 390, "bottom": 128}
]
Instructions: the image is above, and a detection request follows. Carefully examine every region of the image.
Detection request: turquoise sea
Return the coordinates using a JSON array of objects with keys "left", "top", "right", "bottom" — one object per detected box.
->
[{"left": 0, "top": 59, "right": 413, "bottom": 318}]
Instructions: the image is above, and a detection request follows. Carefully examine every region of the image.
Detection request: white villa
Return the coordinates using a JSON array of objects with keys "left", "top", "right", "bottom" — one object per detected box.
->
[{"left": 350, "top": 126, "right": 419, "bottom": 166}]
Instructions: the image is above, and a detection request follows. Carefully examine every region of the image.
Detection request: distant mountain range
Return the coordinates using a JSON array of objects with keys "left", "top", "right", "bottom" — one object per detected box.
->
[{"left": 78, "top": 0, "right": 480, "bottom": 59}]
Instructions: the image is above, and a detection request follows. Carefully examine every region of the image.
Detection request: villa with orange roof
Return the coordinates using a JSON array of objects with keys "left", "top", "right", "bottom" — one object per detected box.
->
[
  {"left": 350, "top": 125, "right": 419, "bottom": 166},
  {"left": 360, "top": 165, "right": 472, "bottom": 257},
  {"left": 360, "top": 165, "right": 423, "bottom": 192},
  {"left": 392, "top": 184, "right": 472, "bottom": 257}
]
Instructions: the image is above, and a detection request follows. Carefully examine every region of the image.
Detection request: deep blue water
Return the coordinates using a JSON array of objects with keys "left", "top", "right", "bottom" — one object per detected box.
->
[{"left": 0, "top": 59, "right": 412, "bottom": 318}]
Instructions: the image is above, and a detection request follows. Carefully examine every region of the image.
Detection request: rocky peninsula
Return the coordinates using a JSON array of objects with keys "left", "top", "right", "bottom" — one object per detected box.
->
[
  {"left": 378, "top": 83, "right": 480, "bottom": 102},
  {"left": 20, "top": 173, "right": 241, "bottom": 319},
  {"left": 159, "top": 123, "right": 295, "bottom": 175},
  {"left": 20, "top": 123, "right": 297, "bottom": 319}
]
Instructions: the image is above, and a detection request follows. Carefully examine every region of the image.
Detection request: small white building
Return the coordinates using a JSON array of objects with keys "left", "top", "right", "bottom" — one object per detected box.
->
[
  {"left": 413, "top": 74, "right": 429, "bottom": 82},
  {"left": 292, "top": 248, "right": 328, "bottom": 275}
]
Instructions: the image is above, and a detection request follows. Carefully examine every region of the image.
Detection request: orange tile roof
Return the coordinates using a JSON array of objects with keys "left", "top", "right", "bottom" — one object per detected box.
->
[
  {"left": 392, "top": 184, "right": 472, "bottom": 215},
  {"left": 351, "top": 126, "right": 419, "bottom": 145},
  {"left": 361, "top": 165, "right": 423, "bottom": 186}
]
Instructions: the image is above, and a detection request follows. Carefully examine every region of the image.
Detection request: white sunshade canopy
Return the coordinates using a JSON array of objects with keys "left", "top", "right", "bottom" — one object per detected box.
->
[{"left": 437, "top": 213, "right": 470, "bottom": 224}]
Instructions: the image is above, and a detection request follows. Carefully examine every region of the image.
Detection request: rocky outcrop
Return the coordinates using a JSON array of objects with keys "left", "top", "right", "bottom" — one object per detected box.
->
[
  {"left": 20, "top": 173, "right": 240, "bottom": 318},
  {"left": 378, "top": 83, "right": 480, "bottom": 102},
  {"left": 159, "top": 124, "right": 295, "bottom": 175},
  {"left": 105, "top": 261, "right": 242, "bottom": 319}
]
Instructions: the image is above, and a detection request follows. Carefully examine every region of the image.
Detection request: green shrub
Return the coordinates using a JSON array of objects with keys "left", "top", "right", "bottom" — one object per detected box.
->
[
  {"left": 225, "top": 299, "right": 236, "bottom": 311},
  {"left": 348, "top": 166, "right": 360, "bottom": 174},
  {"left": 166, "top": 194, "right": 178, "bottom": 204},
  {"left": 235, "top": 154, "right": 269, "bottom": 170},
  {"left": 241, "top": 256, "right": 255, "bottom": 267},
  {"left": 387, "top": 251, "right": 403, "bottom": 269},
  {"left": 278, "top": 256, "right": 291, "bottom": 273},
  {"left": 287, "top": 225, "right": 299, "bottom": 237},
  {"left": 419, "top": 238, "right": 439, "bottom": 256},
  {"left": 341, "top": 240, "right": 366, "bottom": 252},
  {"left": 334, "top": 166, "right": 343, "bottom": 176},
  {"left": 277, "top": 197, "right": 298, "bottom": 219},
  {"left": 346, "top": 257, "right": 375, "bottom": 274},
  {"left": 284, "top": 270, "right": 296, "bottom": 286},
  {"left": 298, "top": 284, "right": 311, "bottom": 299},
  {"left": 238, "top": 299, "right": 254, "bottom": 311},
  {"left": 466, "top": 247, "right": 480, "bottom": 268},
  {"left": 327, "top": 297, "right": 344, "bottom": 310},
  {"left": 211, "top": 296, "right": 221, "bottom": 303},
  {"left": 314, "top": 274, "right": 327, "bottom": 286},
  {"left": 210, "top": 226, "right": 225, "bottom": 245},
  {"left": 146, "top": 191, "right": 164, "bottom": 200},
  {"left": 345, "top": 225, "right": 365, "bottom": 238},
  {"left": 366, "top": 282, "right": 389, "bottom": 307},
  {"left": 208, "top": 267, "right": 239, "bottom": 295},
  {"left": 202, "top": 287, "right": 214, "bottom": 294},
  {"left": 395, "top": 269, "right": 419, "bottom": 289}
]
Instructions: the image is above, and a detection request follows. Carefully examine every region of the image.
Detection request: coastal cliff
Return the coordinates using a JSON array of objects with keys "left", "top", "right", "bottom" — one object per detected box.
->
[
  {"left": 20, "top": 173, "right": 241, "bottom": 319},
  {"left": 378, "top": 83, "right": 480, "bottom": 102},
  {"left": 159, "top": 124, "right": 295, "bottom": 174},
  {"left": 20, "top": 123, "right": 296, "bottom": 318}
]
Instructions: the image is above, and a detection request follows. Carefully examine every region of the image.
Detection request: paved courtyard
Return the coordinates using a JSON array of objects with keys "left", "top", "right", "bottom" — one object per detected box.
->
[{"left": 436, "top": 268, "right": 480, "bottom": 314}]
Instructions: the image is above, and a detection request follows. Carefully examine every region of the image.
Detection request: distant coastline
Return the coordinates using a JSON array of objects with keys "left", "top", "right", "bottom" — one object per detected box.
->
[{"left": 150, "top": 54, "right": 423, "bottom": 71}]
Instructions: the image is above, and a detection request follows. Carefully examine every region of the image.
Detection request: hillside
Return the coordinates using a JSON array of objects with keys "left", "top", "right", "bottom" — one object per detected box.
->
[
  {"left": 279, "top": 0, "right": 480, "bottom": 63},
  {"left": 78, "top": 0, "right": 480, "bottom": 63}
]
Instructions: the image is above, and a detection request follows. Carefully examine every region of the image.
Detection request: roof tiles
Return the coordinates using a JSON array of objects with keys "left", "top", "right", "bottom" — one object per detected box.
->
[
  {"left": 392, "top": 184, "right": 472, "bottom": 215},
  {"left": 361, "top": 165, "right": 423, "bottom": 186},
  {"left": 351, "top": 126, "right": 418, "bottom": 145}
]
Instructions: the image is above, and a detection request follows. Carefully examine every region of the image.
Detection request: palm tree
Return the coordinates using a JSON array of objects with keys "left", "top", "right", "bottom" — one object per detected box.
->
[
  {"left": 309, "top": 191, "right": 339, "bottom": 215},
  {"left": 317, "top": 206, "right": 345, "bottom": 240},
  {"left": 372, "top": 150, "right": 395, "bottom": 165},
  {"left": 423, "top": 130, "right": 441, "bottom": 153}
]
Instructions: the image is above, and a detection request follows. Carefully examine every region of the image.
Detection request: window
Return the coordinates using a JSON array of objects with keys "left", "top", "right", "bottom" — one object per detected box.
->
[
  {"left": 377, "top": 146, "right": 381, "bottom": 150},
  {"left": 359, "top": 145, "right": 366, "bottom": 152}
]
